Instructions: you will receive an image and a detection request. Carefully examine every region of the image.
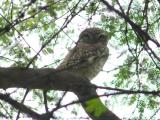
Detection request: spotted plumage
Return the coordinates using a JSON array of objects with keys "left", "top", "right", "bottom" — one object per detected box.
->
[{"left": 57, "top": 28, "right": 109, "bottom": 80}]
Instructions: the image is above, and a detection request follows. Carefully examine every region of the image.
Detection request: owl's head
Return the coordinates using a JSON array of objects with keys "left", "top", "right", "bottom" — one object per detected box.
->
[{"left": 78, "top": 27, "right": 109, "bottom": 44}]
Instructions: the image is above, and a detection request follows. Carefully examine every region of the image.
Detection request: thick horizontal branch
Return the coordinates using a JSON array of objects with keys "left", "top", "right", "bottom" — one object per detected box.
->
[
  {"left": 0, "top": 67, "right": 120, "bottom": 120},
  {"left": 0, "top": 67, "right": 89, "bottom": 91}
]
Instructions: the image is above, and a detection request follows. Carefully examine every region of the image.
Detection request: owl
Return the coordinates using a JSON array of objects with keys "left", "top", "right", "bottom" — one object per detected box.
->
[{"left": 57, "top": 28, "right": 109, "bottom": 80}]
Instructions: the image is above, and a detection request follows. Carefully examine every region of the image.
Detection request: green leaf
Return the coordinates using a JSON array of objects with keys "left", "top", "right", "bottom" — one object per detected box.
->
[
  {"left": 46, "top": 47, "right": 54, "bottom": 53},
  {"left": 128, "top": 95, "right": 137, "bottom": 105},
  {"left": 24, "top": 47, "right": 31, "bottom": 53}
]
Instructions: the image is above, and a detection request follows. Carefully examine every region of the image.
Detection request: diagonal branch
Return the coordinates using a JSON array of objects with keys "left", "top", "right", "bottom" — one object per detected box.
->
[
  {"left": 26, "top": 0, "right": 90, "bottom": 68},
  {"left": 0, "top": 93, "right": 42, "bottom": 119},
  {"left": 100, "top": 0, "right": 160, "bottom": 48},
  {"left": 100, "top": 0, "right": 160, "bottom": 68}
]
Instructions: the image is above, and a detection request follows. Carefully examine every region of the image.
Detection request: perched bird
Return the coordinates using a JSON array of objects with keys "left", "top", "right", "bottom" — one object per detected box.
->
[{"left": 57, "top": 28, "right": 109, "bottom": 80}]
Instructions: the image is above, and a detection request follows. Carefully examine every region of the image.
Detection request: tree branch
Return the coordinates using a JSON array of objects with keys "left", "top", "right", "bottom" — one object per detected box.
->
[
  {"left": 100, "top": 0, "right": 160, "bottom": 48},
  {"left": 0, "top": 67, "right": 120, "bottom": 120},
  {"left": 74, "top": 83, "right": 120, "bottom": 120},
  {"left": 0, "top": 93, "right": 42, "bottom": 119}
]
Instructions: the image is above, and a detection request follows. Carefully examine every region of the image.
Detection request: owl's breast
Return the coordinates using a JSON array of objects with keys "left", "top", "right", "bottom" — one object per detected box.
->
[
  {"left": 77, "top": 47, "right": 109, "bottom": 80},
  {"left": 57, "top": 44, "right": 109, "bottom": 80}
]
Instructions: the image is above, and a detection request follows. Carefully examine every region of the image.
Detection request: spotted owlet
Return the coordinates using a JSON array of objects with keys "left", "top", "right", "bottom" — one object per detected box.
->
[{"left": 57, "top": 28, "right": 109, "bottom": 80}]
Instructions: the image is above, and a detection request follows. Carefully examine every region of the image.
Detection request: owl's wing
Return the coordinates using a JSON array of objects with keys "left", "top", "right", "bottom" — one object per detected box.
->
[{"left": 57, "top": 44, "right": 108, "bottom": 70}]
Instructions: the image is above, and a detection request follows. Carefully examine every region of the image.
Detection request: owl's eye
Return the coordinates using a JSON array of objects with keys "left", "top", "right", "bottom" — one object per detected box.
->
[
  {"left": 81, "top": 34, "right": 91, "bottom": 42},
  {"left": 98, "top": 33, "right": 107, "bottom": 41},
  {"left": 83, "top": 34, "right": 89, "bottom": 39}
]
